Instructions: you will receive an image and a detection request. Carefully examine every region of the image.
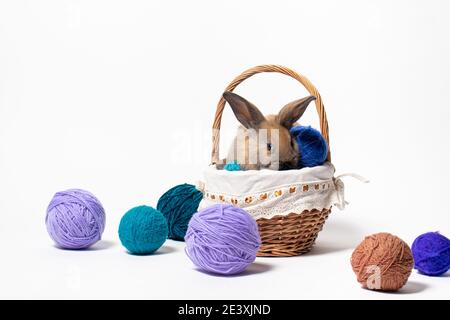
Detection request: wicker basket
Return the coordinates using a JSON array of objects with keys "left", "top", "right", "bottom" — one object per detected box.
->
[{"left": 207, "top": 65, "right": 333, "bottom": 257}]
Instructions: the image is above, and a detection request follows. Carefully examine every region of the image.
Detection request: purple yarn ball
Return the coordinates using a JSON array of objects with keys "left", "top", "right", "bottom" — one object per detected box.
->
[
  {"left": 46, "top": 189, "right": 106, "bottom": 249},
  {"left": 185, "top": 204, "right": 261, "bottom": 275},
  {"left": 411, "top": 232, "right": 450, "bottom": 276}
]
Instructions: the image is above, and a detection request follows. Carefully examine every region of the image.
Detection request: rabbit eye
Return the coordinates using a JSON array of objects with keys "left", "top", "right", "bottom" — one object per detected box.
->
[{"left": 267, "top": 143, "right": 272, "bottom": 151}]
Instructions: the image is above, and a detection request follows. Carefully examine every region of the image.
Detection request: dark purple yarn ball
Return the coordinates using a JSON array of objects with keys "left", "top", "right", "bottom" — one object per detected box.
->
[{"left": 411, "top": 232, "right": 450, "bottom": 276}]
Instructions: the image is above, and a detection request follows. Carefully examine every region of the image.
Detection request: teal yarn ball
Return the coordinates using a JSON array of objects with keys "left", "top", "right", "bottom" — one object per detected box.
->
[
  {"left": 224, "top": 161, "right": 241, "bottom": 171},
  {"left": 157, "top": 184, "right": 203, "bottom": 240},
  {"left": 118, "top": 205, "right": 168, "bottom": 254}
]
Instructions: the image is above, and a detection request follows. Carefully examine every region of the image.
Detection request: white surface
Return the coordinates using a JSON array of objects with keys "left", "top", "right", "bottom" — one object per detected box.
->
[{"left": 0, "top": 0, "right": 449, "bottom": 299}]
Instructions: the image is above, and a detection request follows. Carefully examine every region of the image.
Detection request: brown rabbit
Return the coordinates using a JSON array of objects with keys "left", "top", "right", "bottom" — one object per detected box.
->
[{"left": 218, "top": 92, "right": 316, "bottom": 171}]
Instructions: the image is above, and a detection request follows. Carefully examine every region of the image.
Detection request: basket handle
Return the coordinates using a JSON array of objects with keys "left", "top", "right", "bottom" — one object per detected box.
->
[{"left": 211, "top": 64, "right": 331, "bottom": 164}]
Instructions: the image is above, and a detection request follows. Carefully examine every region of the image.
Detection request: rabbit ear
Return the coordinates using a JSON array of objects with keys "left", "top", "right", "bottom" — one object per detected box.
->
[
  {"left": 278, "top": 95, "right": 316, "bottom": 129},
  {"left": 223, "top": 91, "right": 266, "bottom": 129}
]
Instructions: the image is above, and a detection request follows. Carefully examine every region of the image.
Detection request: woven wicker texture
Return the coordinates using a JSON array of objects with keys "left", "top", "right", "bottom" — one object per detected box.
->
[
  {"left": 211, "top": 65, "right": 332, "bottom": 256},
  {"left": 211, "top": 64, "right": 330, "bottom": 164},
  {"left": 257, "top": 209, "right": 331, "bottom": 256}
]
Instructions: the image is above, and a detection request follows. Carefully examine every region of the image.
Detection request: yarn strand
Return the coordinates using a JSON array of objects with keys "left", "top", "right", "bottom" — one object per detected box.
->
[{"left": 185, "top": 204, "right": 261, "bottom": 275}]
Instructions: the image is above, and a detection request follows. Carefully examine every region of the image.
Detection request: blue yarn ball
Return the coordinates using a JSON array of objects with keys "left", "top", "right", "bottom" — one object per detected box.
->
[
  {"left": 411, "top": 232, "right": 450, "bottom": 276},
  {"left": 157, "top": 184, "right": 203, "bottom": 241},
  {"left": 118, "top": 205, "right": 168, "bottom": 254},
  {"left": 224, "top": 161, "right": 241, "bottom": 171},
  {"left": 290, "top": 126, "right": 328, "bottom": 168}
]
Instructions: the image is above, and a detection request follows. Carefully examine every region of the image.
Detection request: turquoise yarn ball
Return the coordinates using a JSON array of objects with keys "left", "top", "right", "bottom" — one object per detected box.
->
[
  {"left": 118, "top": 205, "right": 168, "bottom": 254},
  {"left": 224, "top": 161, "right": 241, "bottom": 171},
  {"left": 157, "top": 184, "right": 203, "bottom": 241}
]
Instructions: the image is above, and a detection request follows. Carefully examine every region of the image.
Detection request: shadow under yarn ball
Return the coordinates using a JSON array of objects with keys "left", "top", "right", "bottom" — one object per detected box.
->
[
  {"left": 351, "top": 232, "right": 414, "bottom": 292},
  {"left": 184, "top": 204, "right": 261, "bottom": 275},
  {"left": 45, "top": 189, "right": 106, "bottom": 249},
  {"left": 118, "top": 205, "right": 168, "bottom": 255}
]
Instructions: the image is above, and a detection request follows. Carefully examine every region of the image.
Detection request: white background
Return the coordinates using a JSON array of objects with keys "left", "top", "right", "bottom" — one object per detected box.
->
[{"left": 1, "top": 0, "right": 449, "bottom": 299}]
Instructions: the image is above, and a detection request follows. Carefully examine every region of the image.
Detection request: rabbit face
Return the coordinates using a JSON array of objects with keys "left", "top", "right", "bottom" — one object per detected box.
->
[{"left": 222, "top": 92, "right": 316, "bottom": 171}]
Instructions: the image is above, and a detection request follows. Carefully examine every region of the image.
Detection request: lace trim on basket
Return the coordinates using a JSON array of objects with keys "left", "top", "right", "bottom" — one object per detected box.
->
[
  {"left": 197, "top": 173, "right": 368, "bottom": 220},
  {"left": 199, "top": 184, "right": 337, "bottom": 220},
  {"left": 201, "top": 180, "right": 333, "bottom": 206}
]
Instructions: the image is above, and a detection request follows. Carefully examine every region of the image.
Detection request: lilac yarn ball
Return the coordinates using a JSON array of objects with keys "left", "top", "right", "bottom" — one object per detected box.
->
[
  {"left": 411, "top": 232, "right": 450, "bottom": 276},
  {"left": 46, "top": 189, "right": 106, "bottom": 249},
  {"left": 185, "top": 204, "right": 261, "bottom": 275}
]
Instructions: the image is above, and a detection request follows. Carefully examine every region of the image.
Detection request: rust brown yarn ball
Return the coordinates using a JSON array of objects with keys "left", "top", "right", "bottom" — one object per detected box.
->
[{"left": 351, "top": 232, "right": 414, "bottom": 291}]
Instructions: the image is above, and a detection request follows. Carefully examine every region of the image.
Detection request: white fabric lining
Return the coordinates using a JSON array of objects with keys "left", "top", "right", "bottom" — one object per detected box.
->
[{"left": 196, "top": 162, "right": 371, "bottom": 219}]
